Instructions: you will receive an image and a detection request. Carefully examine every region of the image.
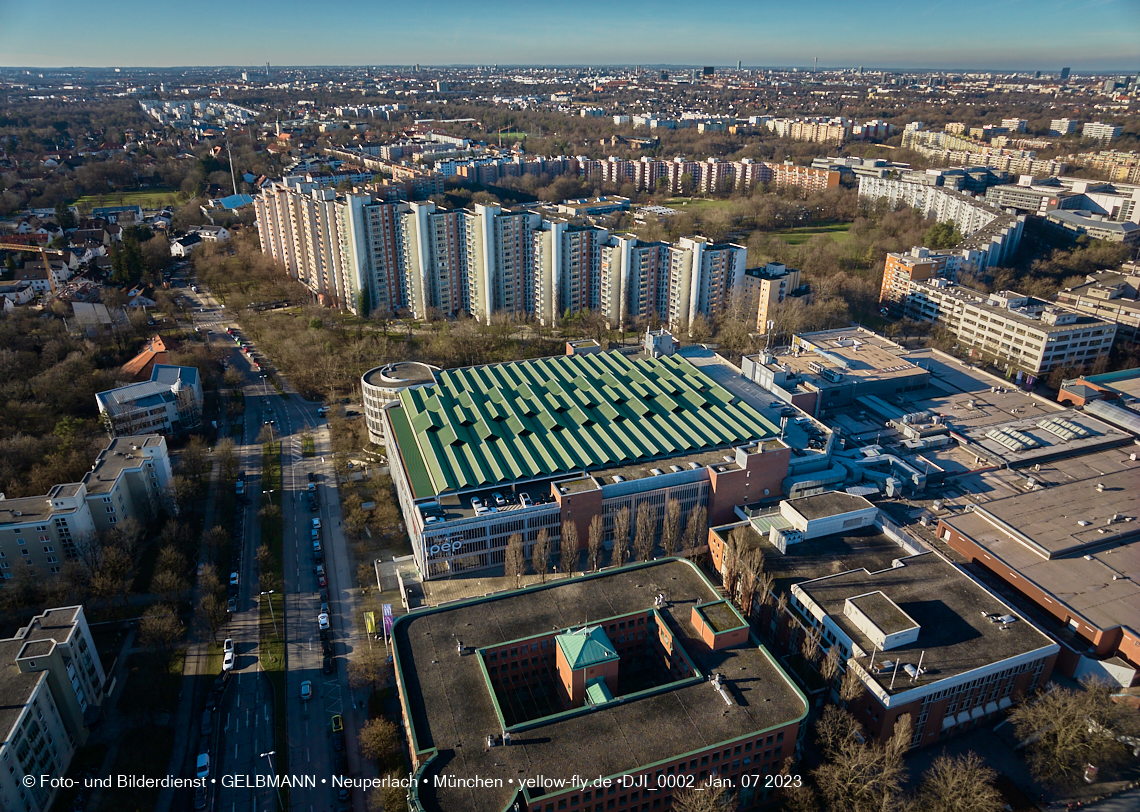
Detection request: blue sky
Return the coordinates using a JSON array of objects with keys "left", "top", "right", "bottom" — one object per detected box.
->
[{"left": 2, "top": 0, "right": 1138, "bottom": 70}]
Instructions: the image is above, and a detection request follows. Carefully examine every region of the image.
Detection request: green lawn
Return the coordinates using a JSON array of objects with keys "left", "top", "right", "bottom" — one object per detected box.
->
[
  {"left": 73, "top": 188, "right": 184, "bottom": 210},
  {"left": 768, "top": 222, "right": 853, "bottom": 244},
  {"left": 660, "top": 197, "right": 739, "bottom": 216}
]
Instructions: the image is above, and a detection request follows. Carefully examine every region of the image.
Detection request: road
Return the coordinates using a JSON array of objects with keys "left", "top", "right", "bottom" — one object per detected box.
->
[{"left": 177, "top": 275, "right": 368, "bottom": 812}]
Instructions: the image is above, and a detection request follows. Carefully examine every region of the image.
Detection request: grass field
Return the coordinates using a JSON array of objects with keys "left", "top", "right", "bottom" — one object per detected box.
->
[
  {"left": 768, "top": 223, "right": 853, "bottom": 244},
  {"left": 73, "top": 188, "right": 184, "bottom": 211},
  {"left": 661, "top": 197, "right": 739, "bottom": 216}
]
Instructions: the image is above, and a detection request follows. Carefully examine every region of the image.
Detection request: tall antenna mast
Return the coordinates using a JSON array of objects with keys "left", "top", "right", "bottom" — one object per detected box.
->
[{"left": 227, "top": 142, "right": 238, "bottom": 195}]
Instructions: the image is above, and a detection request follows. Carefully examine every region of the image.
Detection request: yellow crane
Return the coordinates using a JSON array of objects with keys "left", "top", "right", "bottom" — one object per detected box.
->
[{"left": 0, "top": 242, "right": 69, "bottom": 294}]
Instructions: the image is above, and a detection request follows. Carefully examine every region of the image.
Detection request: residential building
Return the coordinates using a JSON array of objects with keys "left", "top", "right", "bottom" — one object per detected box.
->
[
  {"left": 1002, "top": 118, "right": 1028, "bottom": 133},
  {"left": 0, "top": 436, "right": 173, "bottom": 574},
  {"left": 392, "top": 560, "right": 809, "bottom": 812},
  {"left": 899, "top": 280, "right": 1116, "bottom": 376},
  {"left": 0, "top": 607, "right": 108, "bottom": 812},
  {"left": 1053, "top": 262, "right": 1140, "bottom": 342},
  {"left": 1050, "top": 118, "right": 1079, "bottom": 136},
  {"left": 879, "top": 247, "right": 981, "bottom": 309},
  {"left": 118, "top": 335, "right": 179, "bottom": 382},
  {"left": 96, "top": 365, "right": 203, "bottom": 437},
  {"left": 667, "top": 237, "right": 748, "bottom": 329},
  {"left": 380, "top": 349, "right": 790, "bottom": 579},
  {"left": 1083, "top": 122, "right": 1123, "bottom": 142},
  {"left": 739, "top": 263, "right": 803, "bottom": 331},
  {"left": 858, "top": 175, "right": 1024, "bottom": 268},
  {"left": 937, "top": 460, "right": 1140, "bottom": 684}
]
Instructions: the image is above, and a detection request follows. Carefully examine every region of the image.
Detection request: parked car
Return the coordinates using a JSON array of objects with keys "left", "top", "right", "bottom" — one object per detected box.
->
[
  {"left": 322, "top": 656, "right": 333, "bottom": 674},
  {"left": 492, "top": 492, "right": 506, "bottom": 507},
  {"left": 318, "top": 613, "right": 330, "bottom": 631},
  {"left": 519, "top": 493, "right": 534, "bottom": 508},
  {"left": 300, "top": 680, "right": 312, "bottom": 701},
  {"left": 223, "top": 638, "right": 233, "bottom": 653},
  {"left": 222, "top": 650, "right": 234, "bottom": 672},
  {"left": 317, "top": 574, "right": 327, "bottom": 588},
  {"left": 308, "top": 472, "right": 317, "bottom": 482},
  {"left": 330, "top": 714, "right": 344, "bottom": 733},
  {"left": 196, "top": 753, "right": 210, "bottom": 779},
  {"left": 312, "top": 518, "right": 321, "bottom": 530},
  {"left": 229, "top": 572, "right": 239, "bottom": 587},
  {"left": 315, "top": 564, "right": 325, "bottom": 578},
  {"left": 226, "top": 597, "right": 236, "bottom": 613}
]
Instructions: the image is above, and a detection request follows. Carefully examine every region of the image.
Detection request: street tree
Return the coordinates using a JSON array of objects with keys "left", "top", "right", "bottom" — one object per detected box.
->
[
  {"left": 357, "top": 718, "right": 399, "bottom": 764},
  {"left": 672, "top": 781, "right": 736, "bottom": 812},
  {"left": 138, "top": 605, "right": 184, "bottom": 661},
  {"left": 914, "top": 751, "right": 1004, "bottom": 812},
  {"left": 198, "top": 593, "right": 228, "bottom": 643},
  {"left": 661, "top": 498, "right": 682, "bottom": 557},
  {"left": 612, "top": 506, "right": 631, "bottom": 567},
  {"left": 587, "top": 515, "right": 604, "bottom": 572},
  {"left": 634, "top": 502, "right": 656, "bottom": 562},
  {"left": 682, "top": 504, "right": 707, "bottom": 559},
  {"left": 347, "top": 646, "right": 392, "bottom": 693},
  {"left": 504, "top": 533, "right": 525, "bottom": 587},
  {"left": 560, "top": 521, "right": 578, "bottom": 575},
  {"left": 531, "top": 528, "right": 550, "bottom": 583},
  {"left": 1010, "top": 677, "right": 1140, "bottom": 788}
]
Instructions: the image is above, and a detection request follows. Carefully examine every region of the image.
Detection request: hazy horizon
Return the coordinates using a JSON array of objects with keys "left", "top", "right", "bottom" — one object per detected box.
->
[{"left": 2, "top": 0, "right": 1138, "bottom": 72}]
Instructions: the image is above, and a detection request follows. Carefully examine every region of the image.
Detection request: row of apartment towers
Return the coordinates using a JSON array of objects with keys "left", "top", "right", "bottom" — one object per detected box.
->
[{"left": 254, "top": 178, "right": 748, "bottom": 329}]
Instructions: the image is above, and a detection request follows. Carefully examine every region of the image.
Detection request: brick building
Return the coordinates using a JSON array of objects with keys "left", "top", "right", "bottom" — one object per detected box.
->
[{"left": 392, "top": 559, "right": 809, "bottom": 812}]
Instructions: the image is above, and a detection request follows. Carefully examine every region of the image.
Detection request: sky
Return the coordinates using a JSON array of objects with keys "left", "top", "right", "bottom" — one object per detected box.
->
[{"left": 2, "top": 0, "right": 1138, "bottom": 71}]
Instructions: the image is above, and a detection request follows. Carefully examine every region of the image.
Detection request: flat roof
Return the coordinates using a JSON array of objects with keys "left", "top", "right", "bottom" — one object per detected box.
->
[
  {"left": 0, "top": 607, "right": 83, "bottom": 741},
  {"left": 781, "top": 328, "right": 928, "bottom": 389},
  {"left": 390, "top": 352, "right": 779, "bottom": 498},
  {"left": 83, "top": 436, "right": 165, "bottom": 495},
  {"left": 785, "top": 491, "right": 873, "bottom": 521},
  {"left": 942, "top": 459, "right": 1140, "bottom": 634},
  {"left": 797, "top": 553, "right": 1057, "bottom": 697},
  {"left": 393, "top": 560, "right": 807, "bottom": 812}
]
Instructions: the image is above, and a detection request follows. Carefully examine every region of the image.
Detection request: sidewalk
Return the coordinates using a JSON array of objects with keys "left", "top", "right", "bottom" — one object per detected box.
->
[{"left": 154, "top": 407, "right": 228, "bottom": 812}]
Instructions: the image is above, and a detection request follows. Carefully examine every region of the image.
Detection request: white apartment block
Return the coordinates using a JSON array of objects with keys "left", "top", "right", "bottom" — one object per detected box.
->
[
  {"left": 901, "top": 280, "right": 1116, "bottom": 375},
  {"left": 0, "top": 436, "right": 173, "bottom": 575},
  {"left": 1083, "top": 122, "right": 1123, "bottom": 142},
  {"left": 257, "top": 183, "right": 748, "bottom": 332},
  {"left": 0, "top": 607, "right": 107, "bottom": 812},
  {"left": 1050, "top": 118, "right": 1079, "bottom": 136},
  {"left": 858, "top": 175, "right": 1024, "bottom": 268}
]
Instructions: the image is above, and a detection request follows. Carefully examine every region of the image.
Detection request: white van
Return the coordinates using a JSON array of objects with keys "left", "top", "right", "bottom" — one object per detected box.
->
[{"left": 317, "top": 406, "right": 330, "bottom": 417}]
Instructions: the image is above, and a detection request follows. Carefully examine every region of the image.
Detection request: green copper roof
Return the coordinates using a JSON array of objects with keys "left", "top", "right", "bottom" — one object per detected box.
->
[
  {"left": 557, "top": 626, "right": 618, "bottom": 671},
  {"left": 585, "top": 677, "right": 614, "bottom": 706},
  {"left": 391, "top": 351, "right": 780, "bottom": 498}
]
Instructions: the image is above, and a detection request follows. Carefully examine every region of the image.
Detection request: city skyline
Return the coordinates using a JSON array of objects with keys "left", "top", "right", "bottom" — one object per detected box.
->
[{"left": 2, "top": 0, "right": 1138, "bottom": 70}]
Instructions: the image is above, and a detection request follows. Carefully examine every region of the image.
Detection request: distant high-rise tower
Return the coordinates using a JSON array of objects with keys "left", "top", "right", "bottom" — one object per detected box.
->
[
  {"left": 266, "top": 62, "right": 270, "bottom": 78},
  {"left": 814, "top": 57, "right": 818, "bottom": 73},
  {"left": 1060, "top": 67, "right": 1070, "bottom": 81},
  {"left": 737, "top": 60, "right": 742, "bottom": 71}
]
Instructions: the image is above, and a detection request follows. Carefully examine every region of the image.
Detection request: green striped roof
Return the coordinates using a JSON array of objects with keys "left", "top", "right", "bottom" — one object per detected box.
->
[{"left": 392, "top": 352, "right": 779, "bottom": 498}]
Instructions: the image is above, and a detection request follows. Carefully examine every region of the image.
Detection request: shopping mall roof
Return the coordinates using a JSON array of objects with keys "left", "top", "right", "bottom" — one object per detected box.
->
[{"left": 387, "top": 352, "right": 780, "bottom": 498}]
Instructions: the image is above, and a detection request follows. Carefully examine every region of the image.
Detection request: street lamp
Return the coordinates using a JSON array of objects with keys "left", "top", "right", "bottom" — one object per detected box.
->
[
  {"left": 260, "top": 590, "right": 278, "bottom": 638},
  {"left": 260, "top": 750, "right": 284, "bottom": 810}
]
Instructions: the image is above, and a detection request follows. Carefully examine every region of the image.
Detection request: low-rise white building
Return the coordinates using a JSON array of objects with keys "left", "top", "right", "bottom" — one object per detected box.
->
[{"left": 96, "top": 365, "right": 203, "bottom": 437}]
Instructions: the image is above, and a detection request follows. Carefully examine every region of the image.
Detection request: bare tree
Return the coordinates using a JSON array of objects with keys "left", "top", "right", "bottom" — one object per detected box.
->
[
  {"left": 813, "top": 709, "right": 910, "bottom": 812},
  {"left": 138, "top": 605, "right": 184, "bottom": 661},
  {"left": 682, "top": 504, "right": 707, "bottom": 559},
  {"left": 1010, "top": 677, "right": 1140, "bottom": 789},
  {"left": 587, "top": 515, "right": 604, "bottom": 572},
  {"left": 504, "top": 533, "right": 525, "bottom": 588},
  {"left": 559, "top": 521, "right": 578, "bottom": 575},
  {"left": 672, "top": 781, "right": 736, "bottom": 812},
  {"left": 215, "top": 438, "right": 239, "bottom": 480},
  {"left": 347, "top": 646, "right": 392, "bottom": 693},
  {"left": 634, "top": 502, "right": 656, "bottom": 562},
  {"left": 531, "top": 528, "right": 550, "bottom": 584},
  {"left": 612, "top": 506, "right": 631, "bottom": 567},
  {"left": 661, "top": 498, "right": 682, "bottom": 557},
  {"left": 839, "top": 664, "right": 864, "bottom": 706},
  {"left": 150, "top": 568, "right": 188, "bottom": 608},
  {"left": 802, "top": 625, "right": 823, "bottom": 666},
  {"left": 821, "top": 646, "right": 842, "bottom": 686},
  {"left": 180, "top": 435, "right": 210, "bottom": 483},
  {"left": 357, "top": 718, "right": 399, "bottom": 764},
  {"left": 198, "top": 593, "right": 228, "bottom": 643},
  {"left": 915, "top": 751, "right": 1004, "bottom": 812}
]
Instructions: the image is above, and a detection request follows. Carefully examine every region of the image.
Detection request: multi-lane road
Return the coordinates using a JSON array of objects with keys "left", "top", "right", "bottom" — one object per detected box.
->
[{"left": 176, "top": 276, "right": 367, "bottom": 812}]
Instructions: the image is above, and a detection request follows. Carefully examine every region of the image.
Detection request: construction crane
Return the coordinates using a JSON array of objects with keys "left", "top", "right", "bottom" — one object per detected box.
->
[{"left": 0, "top": 242, "right": 69, "bottom": 295}]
